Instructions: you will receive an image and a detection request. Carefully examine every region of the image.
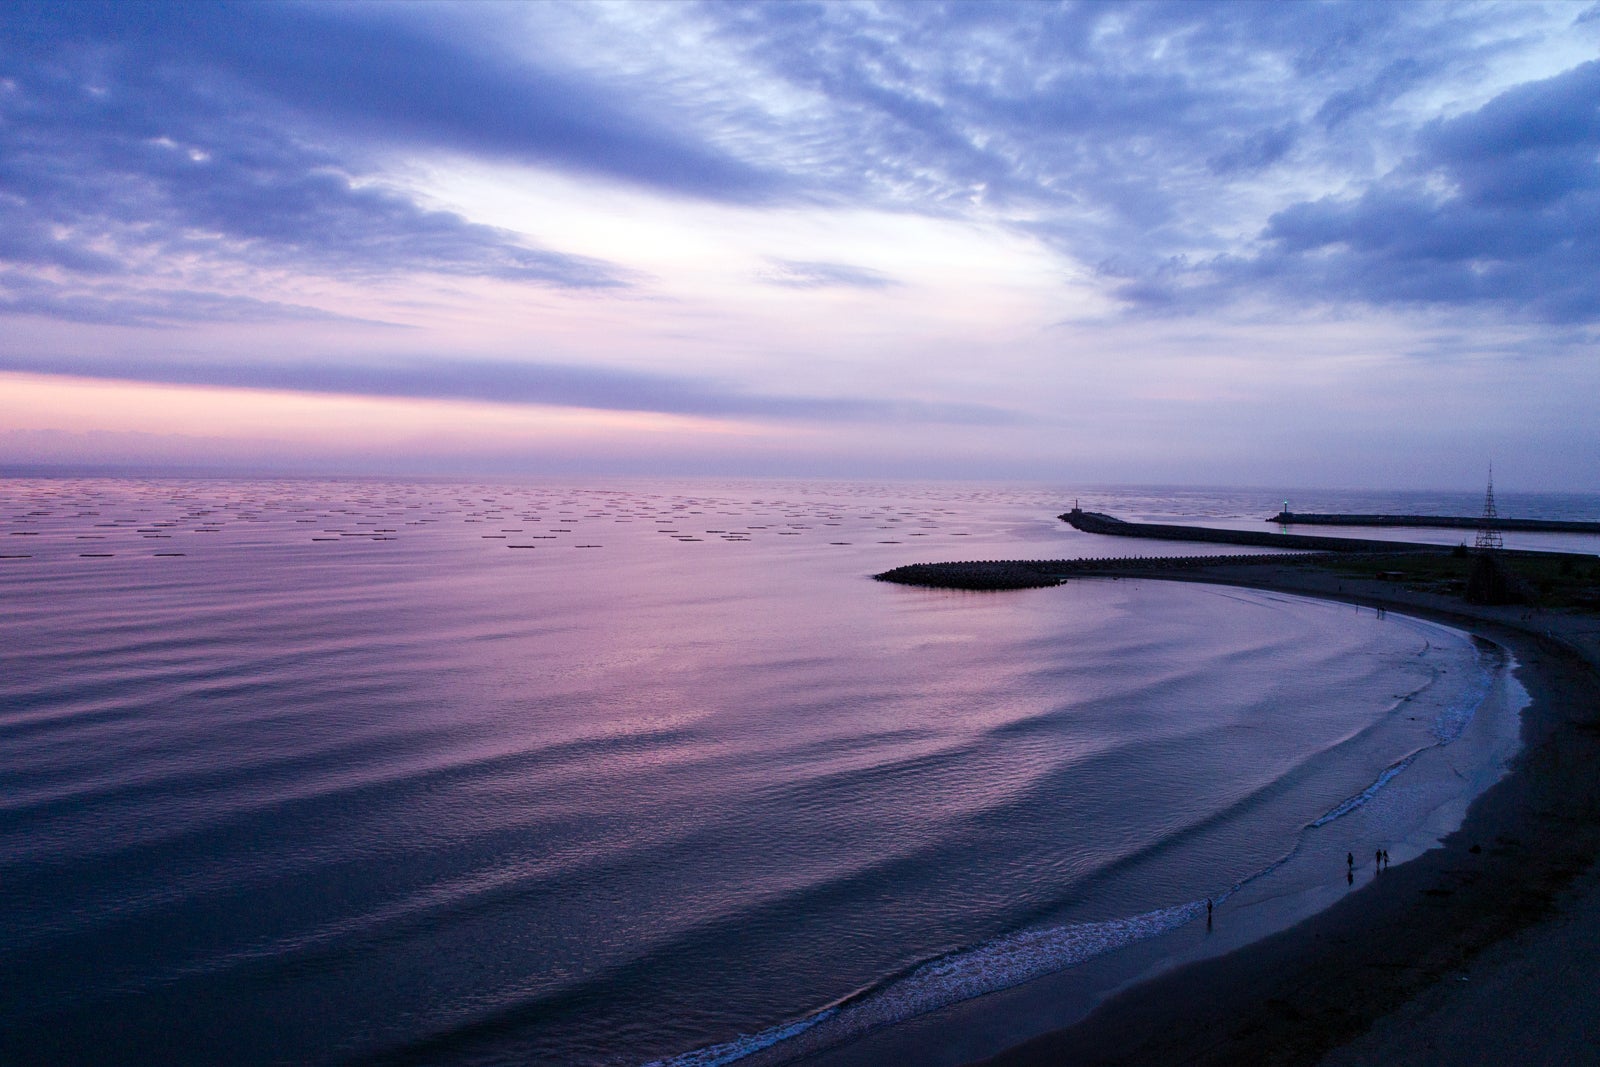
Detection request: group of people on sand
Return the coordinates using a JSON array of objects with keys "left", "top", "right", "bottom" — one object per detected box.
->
[
  {"left": 1346, "top": 849, "right": 1390, "bottom": 883},
  {"left": 1209, "top": 847, "right": 1394, "bottom": 926}
]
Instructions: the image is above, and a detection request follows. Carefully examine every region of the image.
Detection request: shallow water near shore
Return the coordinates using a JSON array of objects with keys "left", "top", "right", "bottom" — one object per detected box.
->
[
  {"left": 0, "top": 477, "right": 1571, "bottom": 1066},
  {"left": 806, "top": 620, "right": 1527, "bottom": 1067}
]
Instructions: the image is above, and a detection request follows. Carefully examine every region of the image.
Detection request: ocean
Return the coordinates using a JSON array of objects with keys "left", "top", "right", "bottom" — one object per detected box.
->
[{"left": 2, "top": 477, "right": 1586, "bottom": 1066}]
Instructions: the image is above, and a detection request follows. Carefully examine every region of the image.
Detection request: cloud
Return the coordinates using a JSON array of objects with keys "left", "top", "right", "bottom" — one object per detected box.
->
[
  {"left": 689, "top": 1, "right": 1574, "bottom": 276},
  {"left": 0, "top": 200, "right": 124, "bottom": 276},
  {"left": 1197, "top": 59, "right": 1600, "bottom": 323},
  {"left": 0, "top": 2, "right": 640, "bottom": 295},
  {"left": 0, "top": 352, "right": 1022, "bottom": 427},
  {"left": 701, "top": 0, "right": 1600, "bottom": 332},
  {"left": 0, "top": 271, "right": 401, "bottom": 328},
  {"left": 760, "top": 260, "right": 899, "bottom": 289},
  {"left": 1206, "top": 124, "right": 1299, "bottom": 176},
  {"left": 199, "top": 4, "right": 786, "bottom": 202},
  {"left": 3, "top": 0, "right": 1593, "bottom": 332},
  {"left": 3, "top": 1, "right": 787, "bottom": 197},
  {"left": 1313, "top": 58, "right": 1430, "bottom": 130}
]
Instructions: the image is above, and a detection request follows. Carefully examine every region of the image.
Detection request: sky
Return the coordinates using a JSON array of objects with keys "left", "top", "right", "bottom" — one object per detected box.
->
[{"left": 2, "top": 0, "right": 1597, "bottom": 489}]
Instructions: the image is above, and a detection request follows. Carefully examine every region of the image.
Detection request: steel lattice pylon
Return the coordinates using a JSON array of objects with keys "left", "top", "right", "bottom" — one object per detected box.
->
[{"left": 1475, "top": 465, "right": 1503, "bottom": 552}]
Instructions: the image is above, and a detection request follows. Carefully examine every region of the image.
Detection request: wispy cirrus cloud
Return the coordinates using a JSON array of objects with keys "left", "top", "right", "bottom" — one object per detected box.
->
[
  {"left": 760, "top": 260, "right": 899, "bottom": 290},
  {"left": 692, "top": 0, "right": 1600, "bottom": 323}
]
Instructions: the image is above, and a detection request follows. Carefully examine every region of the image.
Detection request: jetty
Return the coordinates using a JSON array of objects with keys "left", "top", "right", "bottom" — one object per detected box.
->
[
  {"left": 1060, "top": 507, "right": 1443, "bottom": 553},
  {"left": 1269, "top": 511, "right": 1600, "bottom": 533},
  {"left": 875, "top": 509, "right": 1448, "bottom": 590},
  {"left": 876, "top": 508, "right": 1452, "bottom": 591},
  {"left": 875, "top": 552, "right": 1326, "bottom": 591},
  {"left": 877, "top": 508, "right": 1595, "bottom": 593}
]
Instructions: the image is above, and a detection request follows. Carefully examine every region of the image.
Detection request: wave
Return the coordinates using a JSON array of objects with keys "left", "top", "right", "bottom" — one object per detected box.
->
[
  {"left": 1311, "top": 632, "right": 1497, "bottom": 832},
  {"left": 648, "top": 631, "right": 1502, "bottom": 1067},
  {"left": 645, "top": 900, "right": 1205, "bottom": 1067}
]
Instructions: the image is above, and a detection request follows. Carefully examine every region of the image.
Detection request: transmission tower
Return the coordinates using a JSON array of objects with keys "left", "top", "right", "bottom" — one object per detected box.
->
[{"left": 1475, "top": 465, "right": 1503, "bottom": 552}]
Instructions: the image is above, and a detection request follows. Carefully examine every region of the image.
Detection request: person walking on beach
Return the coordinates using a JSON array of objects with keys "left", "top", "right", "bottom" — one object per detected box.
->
[
  {"left": 1376, "top": 849, "right": 1383, "bottom": 870},
  {"left": 1347, "top": 852, "right": 1354, "bottom": 869}
]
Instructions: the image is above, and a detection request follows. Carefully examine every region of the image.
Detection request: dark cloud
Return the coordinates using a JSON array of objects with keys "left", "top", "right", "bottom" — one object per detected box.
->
[
  {"left": 0, "top": 352, "right": 1021, "bottom": 427},
  {"left": 1314, "top": 58, "right": 1430, "bottom": 130},
  {"left": 0, "top": 1, "right": 642, "bottom": 299},
  {"left": 199, "top": 5, "right": 784, "bottom": 202},
  {"left": 1199, "top": 59, "right": 1600, "bottom": 323},
  {"left": 0, "top": 104, "right": 628, "bottom": 289},
  {"left": 4, "top": 1, "right": 786, "bottom": 197},
  {"left": 761, "top": 260, "right": 899, "bottom": 289},
  {"left": 1206, "top": 124, "right": 1299, "bottom": 176},
  {"left": 0, "top": 201, "right": 124, "bottom": 275}
]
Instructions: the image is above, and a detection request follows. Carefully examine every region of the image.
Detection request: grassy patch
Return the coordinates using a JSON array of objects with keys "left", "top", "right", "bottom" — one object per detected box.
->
[{"left": 1316, "top": 550, "right": 1600, "bottom": 611}]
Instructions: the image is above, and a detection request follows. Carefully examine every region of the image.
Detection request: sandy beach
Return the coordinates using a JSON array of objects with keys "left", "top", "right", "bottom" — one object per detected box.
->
[{"left": 965, "top": 561, "right": 1600, "bottom": 1066}]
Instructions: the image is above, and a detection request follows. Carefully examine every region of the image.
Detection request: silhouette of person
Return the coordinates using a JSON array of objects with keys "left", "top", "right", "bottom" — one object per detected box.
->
[
  {"left": 1383, "top": 849, "right": 1390, "bottom": 867},
  {"left": 1206, "top": 897, "right": 1213, "bottom": 930},
  {"left": 1376, "top": 849, "right": 1383, "bottom": 869},
  {"left": 1347, "top": 852, "right": 1354, "bottom": 868}
]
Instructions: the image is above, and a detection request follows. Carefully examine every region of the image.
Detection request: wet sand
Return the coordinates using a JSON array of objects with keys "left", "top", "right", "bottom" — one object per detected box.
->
[{"left": 967, "top": 561, "right": 1600, "bottom": 1066}]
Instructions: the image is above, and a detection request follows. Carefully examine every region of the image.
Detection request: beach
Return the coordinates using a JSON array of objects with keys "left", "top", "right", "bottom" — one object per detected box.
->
[{"left": 965, "top": 561, "right": 1600, "bottom": 1066}]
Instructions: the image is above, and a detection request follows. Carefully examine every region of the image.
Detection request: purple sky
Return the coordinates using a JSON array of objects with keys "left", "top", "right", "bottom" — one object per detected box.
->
[{"left": 2, "top": 0, "right": 1597, "bottom": 488}]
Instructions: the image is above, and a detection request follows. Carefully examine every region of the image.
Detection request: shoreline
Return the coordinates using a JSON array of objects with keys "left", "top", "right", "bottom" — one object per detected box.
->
[{"left": 958, "top": 561, "right": 1600, "bottom": 1066}]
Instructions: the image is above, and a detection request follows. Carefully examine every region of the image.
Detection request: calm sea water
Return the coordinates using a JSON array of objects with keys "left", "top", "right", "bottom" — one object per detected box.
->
[{"left": 1, "top": 478, "right": 1585, "bottom": 1065}]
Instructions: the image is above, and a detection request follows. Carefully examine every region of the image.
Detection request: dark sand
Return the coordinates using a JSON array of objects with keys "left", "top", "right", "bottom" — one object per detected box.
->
[{"left": 965, "top": 562, "right": 1600, "bottom": 1067}]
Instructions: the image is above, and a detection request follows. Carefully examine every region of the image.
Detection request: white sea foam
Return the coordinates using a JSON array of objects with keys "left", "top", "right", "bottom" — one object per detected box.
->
[
  {"left": 1312, "top": 635, "right": 1494, "bottom": 830},
  {"left": 646, "top": 900, "right": 1206, "bottom": 1067},
  {"left": 1310, "top": 756, "right": 1419, "bottom": 828},
  {"left": 643, "top": 1008, "right": 839, "bottom": 1067},
  {"left": 1429, "top": 642, "right": 1496, "bottom": 745}
]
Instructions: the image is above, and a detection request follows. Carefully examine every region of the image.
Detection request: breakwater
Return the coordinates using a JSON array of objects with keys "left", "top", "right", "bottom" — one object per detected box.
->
[
  {"left": 876, "top": 507, "right": 1452, "bottom": 591},
  {"left": 1062, "top": 508, "right": 1442, "bottom": 552},
  {"left": 874, "top": 553, "right": 1333, "bottom": 591},
  {"left": 1270, "top": 511, "right": 1600, "bottom": 533}
]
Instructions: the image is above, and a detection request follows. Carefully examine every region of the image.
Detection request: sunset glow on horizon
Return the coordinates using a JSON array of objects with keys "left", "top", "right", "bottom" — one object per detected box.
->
[{"left": 3, "top": 1, "right": 1597, "bottom": 488}]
